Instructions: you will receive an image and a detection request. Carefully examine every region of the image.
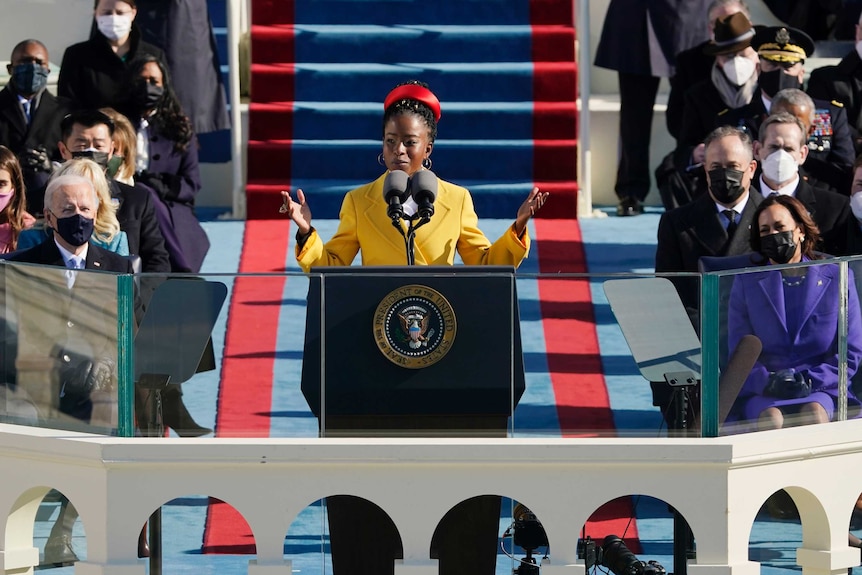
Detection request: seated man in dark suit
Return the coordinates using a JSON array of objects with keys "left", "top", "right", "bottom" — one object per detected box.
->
[
  {"left": 770, "top": 88, "right": 854, "bottom": 195},
  {"left": 5, "top": 173, "right": 139, "bottom": 565},
  {"left": 57, "top": 109, "right": 170, "bottom": 273},
  {"left": 655, "top": 125, "right": 763, "bottom": 427},
  {"left": 752, "top": 112, "right": 851, "bottom": 256},
  {"left": 0, "top": 39, "right": 71, "bottom": 214}
]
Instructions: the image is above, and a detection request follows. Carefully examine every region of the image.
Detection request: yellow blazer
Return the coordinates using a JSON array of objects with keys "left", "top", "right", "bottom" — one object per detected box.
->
[{"left": 296, "top": 172, "right": 530, "bottom": 271}]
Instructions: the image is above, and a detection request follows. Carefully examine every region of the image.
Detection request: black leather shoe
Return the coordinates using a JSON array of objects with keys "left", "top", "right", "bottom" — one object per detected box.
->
[
  {"left": 616, "top": 197, "right": 644, "bottom": 217},
  {"left": 44, "top": 534, "right": 78, "bottom": 565}
]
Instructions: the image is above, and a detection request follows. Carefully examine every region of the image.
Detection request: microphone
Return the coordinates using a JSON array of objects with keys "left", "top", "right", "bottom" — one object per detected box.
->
[
  {"left": 410, "top": 169, "right": 437, "bottom": 219},
  {"left": 383, "top": 170, "right": 409, "bottom": 222}
]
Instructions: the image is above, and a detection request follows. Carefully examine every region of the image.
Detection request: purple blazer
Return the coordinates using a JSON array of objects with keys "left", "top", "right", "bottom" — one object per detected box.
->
[{"left": 727, "top": 261, "right": 862, "bottom": 419}]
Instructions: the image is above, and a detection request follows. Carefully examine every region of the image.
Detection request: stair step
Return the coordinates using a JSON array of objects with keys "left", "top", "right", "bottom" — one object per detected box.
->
[
  {"left": 247, "top": 139, "right": 577, "bottom": 182},
  {"left": 248, "top": 101, "right": 578, "bottom": 141},
  {"left": 250, "top": 62, "right": 576, "bottom": 104},
  {"left": 252, "top": 24, "right": 574, "bottom": 65},
  {"left": 245, "top": 178, "right": 576, "bottom": 220}
]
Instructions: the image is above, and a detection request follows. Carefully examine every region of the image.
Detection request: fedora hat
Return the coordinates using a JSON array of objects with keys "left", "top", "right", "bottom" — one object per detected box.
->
[{"left": 704, "top": 12, "right": 755, "bottom": 56}]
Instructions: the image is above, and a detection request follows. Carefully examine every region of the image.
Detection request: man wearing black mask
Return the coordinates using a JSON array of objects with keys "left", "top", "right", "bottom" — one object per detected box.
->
[
  {"left": 0, "top": 39, "right": 71, "bottom": 214},
  {"left": 653, "top": 125, "right": 763, "bottom": 428},
  {"left": 656, "top": 125, "right": 763, "bottom": 321},
  {"left": 723, "top": 25, "right": 854, "bottom": 189},
  {"left": 57, "top": 109, "right": 169, "bottom": 274}
]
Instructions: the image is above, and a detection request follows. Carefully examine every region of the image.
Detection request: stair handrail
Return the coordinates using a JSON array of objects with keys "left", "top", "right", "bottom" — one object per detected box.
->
[
  {"left": 226, "top": 0, "right": 249, "bottom": 219},
  {"left": 576, "top": 0, "right": 593, "bottom": 218}
]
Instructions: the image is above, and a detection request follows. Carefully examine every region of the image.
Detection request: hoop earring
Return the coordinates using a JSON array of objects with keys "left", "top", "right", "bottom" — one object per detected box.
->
[
  {"left": 422, "top": 157, "right": 432, "bottom": 170},
  {"left": 377, "top": 153, "right": 386, "bottom": 167}
]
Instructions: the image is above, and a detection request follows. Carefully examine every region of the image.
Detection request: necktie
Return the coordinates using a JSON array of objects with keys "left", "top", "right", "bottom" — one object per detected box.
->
[
  {"left": 65, "top": 258, "right": 81, "bottom": 289},
  {"left": 21, "top": 99, "right": 31, "bottom": 124},
  {"left": 723, "top": 209, "right": 737, "bottom": 237}
]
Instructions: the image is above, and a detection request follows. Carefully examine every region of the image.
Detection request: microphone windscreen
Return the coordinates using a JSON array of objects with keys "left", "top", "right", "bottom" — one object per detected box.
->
[
  {"left": 411, "top": 169, "right": 438, "bottom": 202},
  {"left": 383, "top": 170, "right": 409, "bottom": 201}
]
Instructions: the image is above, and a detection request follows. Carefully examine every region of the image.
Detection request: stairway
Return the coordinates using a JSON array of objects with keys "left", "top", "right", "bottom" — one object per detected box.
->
[{"left": 246, "top": 0, "right": 578, "bottom": 220}]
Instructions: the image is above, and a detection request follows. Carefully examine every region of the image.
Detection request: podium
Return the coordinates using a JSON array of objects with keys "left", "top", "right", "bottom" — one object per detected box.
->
[{"left": 301, "top": 266, "right": 526, "bottom": 575}]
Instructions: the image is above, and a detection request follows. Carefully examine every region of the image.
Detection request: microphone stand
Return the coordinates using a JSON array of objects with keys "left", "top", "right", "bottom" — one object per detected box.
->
[{"left": 391, "top": 215, "right": 431, "bottom": 266}]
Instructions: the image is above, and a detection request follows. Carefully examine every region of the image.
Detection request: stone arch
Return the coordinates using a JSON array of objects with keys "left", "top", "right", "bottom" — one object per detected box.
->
[
  {"left": 4, "top": 485, "right": 88, "bottom": 570},
  {"left": 580, "top": 493, "right": 687, "bottom": 573},
  {"left": 748, "top": 487, "right": 829, "bottom": 571}
]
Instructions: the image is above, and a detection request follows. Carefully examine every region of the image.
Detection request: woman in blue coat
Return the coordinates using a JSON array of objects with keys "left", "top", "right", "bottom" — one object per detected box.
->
[{"left": 728, "top": 194, "right": 862, "bottom": 429}]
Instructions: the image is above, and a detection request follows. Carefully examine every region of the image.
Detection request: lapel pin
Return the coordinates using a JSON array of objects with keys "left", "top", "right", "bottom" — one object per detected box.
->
[{"left": 93, "top": 261, "right": 101, "bottom": 268}]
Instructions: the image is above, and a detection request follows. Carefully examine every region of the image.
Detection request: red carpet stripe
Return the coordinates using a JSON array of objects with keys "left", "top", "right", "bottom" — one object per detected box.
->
[
  {"left": 534, "top": 218, "right": 640, "bottom": 551},
  {"left": 203, "top": 219, "right": 292, "bottom": 554}
]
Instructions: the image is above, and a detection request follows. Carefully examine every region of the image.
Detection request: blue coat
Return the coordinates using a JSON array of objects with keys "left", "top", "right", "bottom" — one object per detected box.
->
[{"left": 727, "top": 261, "right": 862, "bottom": 420}]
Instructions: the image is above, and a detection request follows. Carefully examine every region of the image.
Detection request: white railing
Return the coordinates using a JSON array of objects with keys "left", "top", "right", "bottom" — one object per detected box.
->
[
  {"left": 2, "top": 421, "right": 862, "bottom": 575},
  {"left": 227, "top": 0, "right": 249, "bottom": 220}
]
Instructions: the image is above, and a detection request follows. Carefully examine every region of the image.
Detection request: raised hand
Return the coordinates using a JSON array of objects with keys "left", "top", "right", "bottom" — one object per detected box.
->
[
  {"left": 514, "top": 187, "right": 548, "bottom": 236},
  {"left": 280, "top": 189, "right": 312, "bottom": 235}
]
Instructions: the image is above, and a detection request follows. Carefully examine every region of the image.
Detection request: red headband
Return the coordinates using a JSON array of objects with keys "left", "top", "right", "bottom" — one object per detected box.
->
[{"left": 383, "top": 84, "right": 441, "bottom": 122}]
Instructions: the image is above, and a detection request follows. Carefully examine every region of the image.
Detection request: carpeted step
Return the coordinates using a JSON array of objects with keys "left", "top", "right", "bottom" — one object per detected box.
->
[
  {"left": 245, "top": 177, "right": 577, "bottom": 221},
  {"left": 250, "top": 62, "right": 576, "bottom": 104},
  {"left": 249, "top": 101, "right": 577, "bottom": 142},
  {"left": 247, "top": 138, "right": 576, "bottom": 182},
  {"left": 252, "top": 24, "right": 574, "bottom": 65}
]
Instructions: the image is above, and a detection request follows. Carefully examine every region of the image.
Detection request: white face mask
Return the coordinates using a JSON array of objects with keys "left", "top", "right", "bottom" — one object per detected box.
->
[
  {"left": 97, "top": 14, "right": 133, "bottom": 42},
  {"left": 721, "top": 55, "right": 757, "bottom": 86},
  {"left": 852, "top": 192, "right": 862, "bottom": 221},
  {"left": 761, "top": 149, "right": 800, "bottom": 184},
  {"left": 856, "top": 41, "right": 862, "bottom": 61}
]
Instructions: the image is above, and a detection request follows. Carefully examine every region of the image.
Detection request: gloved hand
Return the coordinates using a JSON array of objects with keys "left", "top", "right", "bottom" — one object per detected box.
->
[
  {"left": 137, "top": 170, "right": 180, "bottom": 201},
  {"left": 20, "top": 146, "right": 52, "bottom": 174},
  {"left": 763, "top": 369, "right": 811, "bottom": 399}
]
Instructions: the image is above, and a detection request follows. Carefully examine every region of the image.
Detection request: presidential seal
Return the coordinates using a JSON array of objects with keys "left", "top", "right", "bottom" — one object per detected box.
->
[{"left": 373, "top": 285, "right": 456, "bottom": 369}]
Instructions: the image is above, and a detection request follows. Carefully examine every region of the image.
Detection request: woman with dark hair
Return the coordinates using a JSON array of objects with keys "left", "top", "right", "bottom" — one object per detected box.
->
[
  {"left": 120, "top": 54, "right": 209, "bottom": 273},
  {"left": 281, "top": 80, "right": 547, "bottom": 270},
  {"left": 0, "top": 146, "right": 35, "bottom": 253},
  {"left": 279, "top": 80, "right": 547, "bottom": 575},
  {"left": 58, "top": 0, "right": 166, "bottom": 110},
  {"left": 727, "top": 194, "right": 862, "bottom": 429}
]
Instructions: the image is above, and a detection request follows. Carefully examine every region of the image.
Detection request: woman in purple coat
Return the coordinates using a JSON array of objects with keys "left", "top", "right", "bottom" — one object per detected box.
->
[
  {"left": 728, "top": 194, "right": 862, "bottom": 430},
  {"left": 120, "top": 54, "right": 209, "bottom": 272}
]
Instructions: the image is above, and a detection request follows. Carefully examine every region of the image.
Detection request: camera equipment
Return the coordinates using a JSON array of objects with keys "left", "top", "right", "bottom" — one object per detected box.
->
[
  {"left": 502, "top": 503, "right": 549, "bottom": 575},
  {"left": 578, "top": 535, "right": 666, "bottom": 575}
]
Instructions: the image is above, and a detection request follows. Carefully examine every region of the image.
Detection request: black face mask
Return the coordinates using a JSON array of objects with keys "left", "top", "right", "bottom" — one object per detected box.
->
[
  {"left": 52, "top": 212, "right": 95, "bottom": 247},
  {"left": 71, "top": 149, "right": 110, "bottom": 169},
  {"left": 133, "top": 82, "right": 165, "bottom": 111},
  {"left": 760, "top": 230, "right": 797, "bottom": 264},
  {"left": 708, "top": 167, "right": 747, "bottom": 204},
  {"left": 759, "top": 68, "right": 803, "bottom": 98},
  {"left": 11, "top": 62, "right": 48, "bottom": 96}
]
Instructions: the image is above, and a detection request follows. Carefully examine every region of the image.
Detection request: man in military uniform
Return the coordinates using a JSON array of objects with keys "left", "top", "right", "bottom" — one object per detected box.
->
[
  {"left": 808, "top": 11, "right": 862, "bottom": 155},
  {"left": 770, "top": 88, "right": 854, "bottom": 195},
  {"left": 722, "top": 25, "right": 855, "bottom": 195}
]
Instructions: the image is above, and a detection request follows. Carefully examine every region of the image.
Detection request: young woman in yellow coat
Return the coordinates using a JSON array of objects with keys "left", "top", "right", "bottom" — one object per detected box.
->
[{"left": 280, "top": 80, "right": 548, "bottom": 271}]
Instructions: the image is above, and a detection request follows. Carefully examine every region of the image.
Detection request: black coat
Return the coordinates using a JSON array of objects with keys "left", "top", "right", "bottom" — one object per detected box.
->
[
  {"left": 109, "top": 179, "right": 171, "bottom": 273},
  {"left": 0, "top": 86, "right": 71, "bottom": 213},
  {"left": 807, "top": 50, "right": 862, "bottom": 154},
  {"left": 667, "top": 40, "right": 714, "bottom": 140},
  {"left": 751, "top": 176, "right": 851, "bottom": 257},
  {"left": 723, "top": 90, "right": 855, "bottom": 195},
  {"left": 594, "top": 0, "right": 711, "bottom": 77},
  {"left": 135, "top": 0, "right": 230, "bottom": 134},
  {"left": 655, "top": 189, "right": 764, "bottom": 316},
  {"left": 678, "top": 76, "right": 733, "bottom": 149},
  {"left": 58, "top": 25, "right": 165, "bottom": 110}
]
